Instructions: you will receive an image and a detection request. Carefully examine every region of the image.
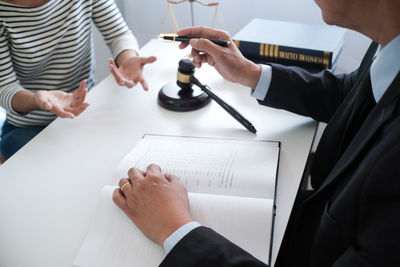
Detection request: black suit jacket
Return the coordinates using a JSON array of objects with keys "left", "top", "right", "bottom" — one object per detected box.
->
[{"left": 160, "top": 42, "right": 400, "bottom": 267}]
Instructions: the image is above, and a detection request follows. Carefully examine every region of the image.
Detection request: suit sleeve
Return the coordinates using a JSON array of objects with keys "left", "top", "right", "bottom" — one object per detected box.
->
[
  {"left": 331, "top": 141, "right": 400, "bottom": 266},
  {"left": 258, "top": 64, "right": 358, "bottom": 123},
  {"left": 160, "top": 226, "right": 268, "bottom": 267}
]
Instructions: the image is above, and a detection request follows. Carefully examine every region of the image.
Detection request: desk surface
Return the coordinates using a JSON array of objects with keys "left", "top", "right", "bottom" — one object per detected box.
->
[{"left": 0, "top": 39, "right": 316, "bottom": 267}]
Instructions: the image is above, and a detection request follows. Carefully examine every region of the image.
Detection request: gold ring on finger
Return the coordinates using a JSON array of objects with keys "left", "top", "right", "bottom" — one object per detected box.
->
[{"left": 120, "top": 182, "right": 130, "bottom": 192}]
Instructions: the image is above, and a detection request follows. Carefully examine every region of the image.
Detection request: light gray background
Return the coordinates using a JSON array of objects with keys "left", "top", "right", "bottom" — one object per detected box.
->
[{"left": 93, "top": 0, "right": 372, "bottom": 82}]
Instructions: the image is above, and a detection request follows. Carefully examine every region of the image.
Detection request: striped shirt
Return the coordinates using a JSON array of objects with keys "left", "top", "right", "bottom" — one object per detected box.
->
[{"left": 0, "top": 0, "right": 138, "bottom": 127}]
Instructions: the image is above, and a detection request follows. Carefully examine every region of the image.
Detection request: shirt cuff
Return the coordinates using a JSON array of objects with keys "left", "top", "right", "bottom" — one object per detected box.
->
[
  {"left": 110, "top": 31, "right": 139, "bottom": 59},
  {"left": 0, "top": 82, "right": 26, "bottom": 113},
  {"left": 163, "top": 221, "right": 202, "bottom": 254},
  {"left": 251, "top": 64, "right": 272, "bottom": 101}
]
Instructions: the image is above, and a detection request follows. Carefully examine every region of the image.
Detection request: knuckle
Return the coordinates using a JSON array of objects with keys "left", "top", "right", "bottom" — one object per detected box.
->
[
  {"left": 198, "top": 38, "right": 207, "bottom": 45},
  {"left": 128, "top": 168, "right": 136, "bottom": 177},
  {"left": 136, "top": 181, "right": 147, "bottom": 192},
  {"left": 146, "top": 173, "right": 158, "bottom": 181},
  {"left": 167, "top": 173, "right": 177, "bottom": 180},
  {"left": 221, "top": 29, "right": 230, "bottom": 37},
  {"left": 148, "top": 163, "right": 157, "bottom": 168}
]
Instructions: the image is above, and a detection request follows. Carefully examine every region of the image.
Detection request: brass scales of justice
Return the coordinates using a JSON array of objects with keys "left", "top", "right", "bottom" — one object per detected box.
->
[{"left": 161, "top": 0, "right": 224, "bottom": 31}]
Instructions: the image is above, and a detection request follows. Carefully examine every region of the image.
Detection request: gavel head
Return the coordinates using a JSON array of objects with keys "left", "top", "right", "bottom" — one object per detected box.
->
[
  {"left": 158, "top": 57, "right": 210, "bottom": 111},
  {"left": 176, "top": 58, "right": 195, "bottom": 90}
]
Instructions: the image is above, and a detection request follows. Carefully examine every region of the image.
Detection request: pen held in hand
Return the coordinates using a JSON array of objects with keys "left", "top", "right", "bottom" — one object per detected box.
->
[{"left": 158, "top": 33, "right": 230, "bottom": 47}]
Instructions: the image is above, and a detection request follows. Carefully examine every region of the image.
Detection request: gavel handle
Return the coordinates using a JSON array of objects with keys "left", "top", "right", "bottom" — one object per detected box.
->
[{"left": 190, "top": 76, "right": 257, "bottom": 134}]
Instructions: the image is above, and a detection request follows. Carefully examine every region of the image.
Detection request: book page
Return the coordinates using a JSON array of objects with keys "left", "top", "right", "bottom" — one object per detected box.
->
[
  {"left": 114, "top": 135, "right": 280, "bottom": 199},
  {"left": 73, "top": 185, "right": 273, "bottom": 267},
  {"left": 189, "top": 192, "right": 273, "bottom": 263}
]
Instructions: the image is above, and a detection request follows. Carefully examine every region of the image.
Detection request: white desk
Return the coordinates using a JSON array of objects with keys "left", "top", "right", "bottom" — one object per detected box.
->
[{"left": 0, "top": 39, "right": 316, "bottom": 267}]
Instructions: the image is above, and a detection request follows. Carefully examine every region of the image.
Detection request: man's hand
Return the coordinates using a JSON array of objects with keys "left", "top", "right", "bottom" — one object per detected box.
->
[
  {"left": 113, "top": 164, "right": 193, "bottom": 246},
  {"left": 109, "top": 50, "right": 157, "bottom": 91},
  {"left": 177, "top": 26, "right": 261, "bottom": 89},
  {"left": 34, "top": 79, "right": 89, "bottom": 118}
]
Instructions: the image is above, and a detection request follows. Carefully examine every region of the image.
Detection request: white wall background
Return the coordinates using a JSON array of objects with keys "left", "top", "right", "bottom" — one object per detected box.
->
[{"left": 93, "top": 0, "right": 372, "bottom": 82}]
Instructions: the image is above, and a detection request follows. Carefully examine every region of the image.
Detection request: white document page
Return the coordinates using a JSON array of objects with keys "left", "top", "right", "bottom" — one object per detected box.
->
[
  {"left": 114, "top": 135, "right": 279, "bottom": 199},
  {"left": 189, "top": 192, "right": 273, "bottom": 263},
  {"left": 73, "top": 185, "right": 273, "bottom": 267}
]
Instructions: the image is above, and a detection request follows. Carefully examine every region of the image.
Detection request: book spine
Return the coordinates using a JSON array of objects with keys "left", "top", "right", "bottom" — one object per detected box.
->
[{"left": 233, "top": 40, "right": 333, "bottom": 69}]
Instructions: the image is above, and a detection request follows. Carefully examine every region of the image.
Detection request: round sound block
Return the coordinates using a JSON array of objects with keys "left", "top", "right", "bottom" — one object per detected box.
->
[{"left": 158, "top": 81, "right": 211, "bottom": 111}]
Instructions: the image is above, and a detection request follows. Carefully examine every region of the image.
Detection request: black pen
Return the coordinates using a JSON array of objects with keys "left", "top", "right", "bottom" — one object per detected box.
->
[
  {"left": 158, "top": 33, "right": 230, "bottom": 47},
  {"left": 190, "top": 76, "right": 257, "bottom": 134}
]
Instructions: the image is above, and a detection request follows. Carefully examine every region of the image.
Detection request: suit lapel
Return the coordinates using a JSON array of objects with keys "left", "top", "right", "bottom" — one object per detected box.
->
[{"left": 316, "top": 71, "right": 400, "bottom": 194}]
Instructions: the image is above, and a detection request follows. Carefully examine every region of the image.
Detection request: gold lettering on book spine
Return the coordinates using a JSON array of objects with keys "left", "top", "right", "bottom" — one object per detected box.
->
[
  {"left": 323, "top": 51, "right": 330, "bottom": 69},
  {"left": 274, "top": 45, "right": 279, "bottom": 59},
  {"left": 279, "top": 51, "right": 299, "bottom": 60},
  {"left": 265, "top": 44, "right": 269, "bottom": 59},
  {"left": 269, "top": 45, "right": 274, "bottom": 61},
  {"left": 233, "top": 40, "right": 240, "bottom": 48},
  {"left": 259, "top": 43, "right": 265, "bottom": 60}
]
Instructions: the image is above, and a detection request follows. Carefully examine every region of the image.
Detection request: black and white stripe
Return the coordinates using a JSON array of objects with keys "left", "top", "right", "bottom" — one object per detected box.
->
[{"left": 0, "top": 0, "right": 138, "bottom": 126}]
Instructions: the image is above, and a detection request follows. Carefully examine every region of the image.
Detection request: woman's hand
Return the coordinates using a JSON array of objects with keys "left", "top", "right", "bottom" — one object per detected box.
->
[
  {"left": 113, "top": 164, "right": 193, "bottom": 246},
  {"left": 34, "top": 80, "right": 89, "bottom": 118},
  {"left": 177, "top": 26, "right": 261, "bottom": 89},
  {"left": 109, "top": 50, "right": 157, "bottom": 91}
]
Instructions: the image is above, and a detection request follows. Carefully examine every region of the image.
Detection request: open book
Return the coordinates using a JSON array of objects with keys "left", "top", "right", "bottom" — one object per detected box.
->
[{"left": 73, "top": 135, "right": 280, "bottom": 267}]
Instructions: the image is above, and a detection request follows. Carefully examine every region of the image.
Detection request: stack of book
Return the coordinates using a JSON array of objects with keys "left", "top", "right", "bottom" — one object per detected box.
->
[{"left": 233, "top": 18, "right": 346, "bottom": 72}]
